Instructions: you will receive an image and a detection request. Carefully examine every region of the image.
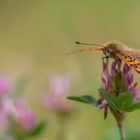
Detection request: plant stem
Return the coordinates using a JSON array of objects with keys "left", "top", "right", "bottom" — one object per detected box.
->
[
  {"left": 116, "top": 121, "right": 125, "bottom": 140},
  {"left": 110, "top": 105, "right": 126, "bottom": 140}
]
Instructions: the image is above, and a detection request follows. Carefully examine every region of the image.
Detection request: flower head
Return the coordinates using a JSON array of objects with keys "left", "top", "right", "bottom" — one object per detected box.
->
[
  {"left": 0, "top": 97, "right": 36, "bottom": 132},
  {"left": 42, "top": 74, "right": 72, "bottom": 112},
  {"left": 0, "top": 77, "right": 10, "bottom": 96},
  {"left": 0, "top": 77, "right": 46, "bottom": 139},
  {"left": 98, "top": 58, "right": 139, "bottom": 109},
  {"left": 12, "top": 98, "right": 36, "bottom": 131}
]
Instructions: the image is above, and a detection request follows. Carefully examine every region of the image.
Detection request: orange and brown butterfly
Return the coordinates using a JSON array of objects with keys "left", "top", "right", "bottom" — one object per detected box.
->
[{"left": 66, "top": 41, "right": 140, "bottom": 73}]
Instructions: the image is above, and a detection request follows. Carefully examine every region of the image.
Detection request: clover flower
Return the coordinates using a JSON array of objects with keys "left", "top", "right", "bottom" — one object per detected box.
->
[
  {"left": 68, "top": 58, "right": 140, "bottom": 140},
  {"left": 0, "top": 97, "right": 36, "bottom": 131},
  {"left": 0, "top": 77, "right": 46, "bottom": 140},
  {"left": 98, "top": 58, "right": 139, "bottom": 109},
  {"left": 42, "top": 74, "right": 72, "bottom": 112},
  {"left": 12, "top": 98, "right": 36, "bottom": 131},
  {"left": 0, "top": 77, "right": 10, "bottom": 96}
]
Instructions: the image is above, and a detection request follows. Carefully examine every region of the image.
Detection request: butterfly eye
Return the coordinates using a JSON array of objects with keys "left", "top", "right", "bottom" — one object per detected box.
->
[
  {"left": 104, "top": 48, "right": 113, "bottom": 57},
  {"left": 107, "top": 48, "right": 113, "bottom": 53}
]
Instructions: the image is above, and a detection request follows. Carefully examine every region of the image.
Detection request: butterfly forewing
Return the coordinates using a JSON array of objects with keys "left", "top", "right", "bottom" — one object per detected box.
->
[{"left": 115, "top": 50, "right": 140, "bottom": 73}]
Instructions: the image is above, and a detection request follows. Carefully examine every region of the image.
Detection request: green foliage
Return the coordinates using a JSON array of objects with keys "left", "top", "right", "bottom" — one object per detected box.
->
[
  {"left": 104, "top": 92, "right": 140, "bottom": 112},
  {"left": 126, "top": 102, "right": 140, "bottom": 112},
  {"left": 103, "top": 92, "right": 120, "bottom": 111},
  {"left": 116, "top": 92, "right": 132, "bottom": 110},
  {"left": 68, "top": 93, "right": 140, "bottom": 113},
  {"left": 7, "top": 118, "right": 47, "bottom": 139},
  {"left": 67, "top": 95, "right": 97, "bottom": 106},
  {"left": 110, "top": 72, "right": 126, "bottom": 95},
  {"left": 26, "top": 120, "right": 47, "bottom": 137}
]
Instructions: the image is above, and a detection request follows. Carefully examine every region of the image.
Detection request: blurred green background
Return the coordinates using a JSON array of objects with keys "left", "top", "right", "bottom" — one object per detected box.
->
[{"left": 1, "top": 0, "right": 140, "bottom": 140}]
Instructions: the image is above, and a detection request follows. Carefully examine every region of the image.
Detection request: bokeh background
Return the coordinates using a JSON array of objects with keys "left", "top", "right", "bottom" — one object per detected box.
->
[{"left": 1, "top": 0, "right": 140, "bottom": 140}]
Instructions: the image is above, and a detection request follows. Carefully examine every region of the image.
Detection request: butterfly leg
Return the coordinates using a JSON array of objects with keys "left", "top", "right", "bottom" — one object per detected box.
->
[
  {"left": 102, "top": 56, "right": 109, "bottom": 61},
  {"left": 114, "top": 56, "right": 122, "bottom": 69}
]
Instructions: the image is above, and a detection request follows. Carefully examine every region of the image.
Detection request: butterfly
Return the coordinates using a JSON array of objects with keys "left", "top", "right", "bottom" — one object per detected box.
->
[{"left": 66, "top": 41, "right": 140, "bottom": 73}]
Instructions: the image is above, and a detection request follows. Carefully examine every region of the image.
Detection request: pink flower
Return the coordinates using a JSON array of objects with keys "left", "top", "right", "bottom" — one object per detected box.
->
[
  {"left": 0, "top": 96, "right": 36, "bottom": 132},
  {"left": 98, "top": 58, "right": 139, "bottom": 109},
  {"left": 42, "top": 74, "right": 72, "bottom": 112},
  {"left": 1, "top": 97, "right": 13, "bottom": 114},
  {"left": 0, "top": 97, "right": 12, "bottom": 129},
  {"left": 49, "top": 74, "right": 70, "bottom": 96},
  {"left": 0, "top": 109, "right": 7, "bottom": 129},
  {"left": 101, "top": 59, "right": 139, "bottom": 99},
  {"left": 0, "top": 77, "right": 10, "bottom": 96},
  {"left": 12, "top": 98, "right": 36, "bottom": 131}
]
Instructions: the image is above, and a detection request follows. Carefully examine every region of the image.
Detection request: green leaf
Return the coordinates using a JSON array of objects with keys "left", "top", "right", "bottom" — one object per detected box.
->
[
  {"left": 126, "top": 103, "right": 140, "bottom": 112},
  {"left": 103, "top": 92, "right": 119, "bottom": 111},
  {"left": 121, "top": 97, "right": 140, "bottom": 112},
  {"left": 7, "top": 118, "right": 47, "bottom": 138},
  {"left": 110, "top": 73, "right": 126, "bottom": 93},
  {"left": 104, "top": 92, "right": 137, "bottom": 112},
  {"left": 26, "top": 120, "right": 47, "bottom": 137},
  {"left": 7, "top": 116, "right": 26, "bottom": 139},
  {"left": 116, "top": 92, "right": 133, "bottom": 111},
  {"left": 67, "top": 95, "right": 97, "bottom": 106},
  {"left": 134, "top": 98, "right": 140, "bottom": 103},
  {"left": 7, "top": 127, "right": 25, "bottom": 139}
]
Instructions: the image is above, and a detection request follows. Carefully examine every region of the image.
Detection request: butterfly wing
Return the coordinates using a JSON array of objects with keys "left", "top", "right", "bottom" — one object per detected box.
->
[{"left": 115, "top": 50, "right": 140, "bottom": 73}]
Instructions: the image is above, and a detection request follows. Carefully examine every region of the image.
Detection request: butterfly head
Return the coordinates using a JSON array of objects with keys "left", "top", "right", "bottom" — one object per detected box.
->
[{"left": 103, "top": 41, "right": 121, "bottom": 58}]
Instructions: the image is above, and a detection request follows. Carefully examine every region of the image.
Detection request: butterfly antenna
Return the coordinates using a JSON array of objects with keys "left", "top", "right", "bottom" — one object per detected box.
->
[
  {"left": 75, "top": 41, "right": 105, "bottom": 47},
  {"left": 64, "top": 42, "right": 105, "bottom": 55}
]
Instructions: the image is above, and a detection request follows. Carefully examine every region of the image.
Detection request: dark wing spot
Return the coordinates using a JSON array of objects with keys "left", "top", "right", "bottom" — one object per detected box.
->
[
  {"left": 129, "top": 60, "right": 140, "bottom": 71},
  {"left": 123, "top": 55, "right": 135, "bottom": 62},
  {"left": 130, "top": 64, "right": 137, "bottom": 68}
]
